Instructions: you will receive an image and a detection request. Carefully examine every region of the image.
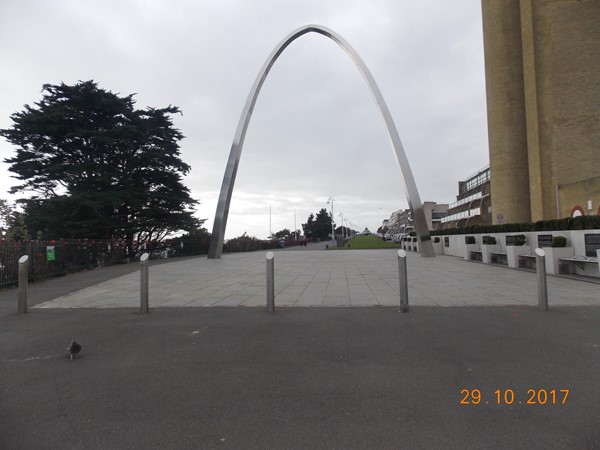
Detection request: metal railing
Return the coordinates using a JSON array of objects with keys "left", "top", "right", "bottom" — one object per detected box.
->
[{"left": 0, "top": 239, "right": 119, "bottom": 288}]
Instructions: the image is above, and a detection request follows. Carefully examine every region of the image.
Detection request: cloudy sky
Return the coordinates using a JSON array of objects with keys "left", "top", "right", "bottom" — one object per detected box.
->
[{"left": 0, "top": 0, "right": 489, "bottom": 239}]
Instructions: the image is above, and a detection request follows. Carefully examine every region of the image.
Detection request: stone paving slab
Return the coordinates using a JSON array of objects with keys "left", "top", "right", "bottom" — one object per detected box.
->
[{"left": 33, "top": 249, "right": 600, "bottom": 309}]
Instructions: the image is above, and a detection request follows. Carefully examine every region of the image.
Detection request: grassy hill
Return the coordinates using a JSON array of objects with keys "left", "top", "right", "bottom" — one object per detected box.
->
[{"left": 343, "top": 235, "right": 401, "bottom": 249}]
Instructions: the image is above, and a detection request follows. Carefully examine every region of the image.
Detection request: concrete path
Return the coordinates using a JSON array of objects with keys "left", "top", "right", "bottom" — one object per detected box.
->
[{"left": 32, "top": 249, "right": 599, "bottom": 309}]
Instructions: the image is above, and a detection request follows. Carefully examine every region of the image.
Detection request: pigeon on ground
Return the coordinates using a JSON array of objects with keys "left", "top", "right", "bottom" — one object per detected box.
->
[{"left": 67, "top": 340, "right": 82, "bottom": 360}]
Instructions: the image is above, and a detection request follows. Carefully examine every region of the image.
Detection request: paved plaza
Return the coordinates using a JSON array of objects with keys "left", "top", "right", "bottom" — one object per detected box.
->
[{"left": 33, "top": 248, "right": 599, "bottom": 309}]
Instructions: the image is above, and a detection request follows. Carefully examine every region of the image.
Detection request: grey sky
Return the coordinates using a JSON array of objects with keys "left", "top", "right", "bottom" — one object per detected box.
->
[{"left": 0, "top": 0, "right": 489, "bottom": 239}]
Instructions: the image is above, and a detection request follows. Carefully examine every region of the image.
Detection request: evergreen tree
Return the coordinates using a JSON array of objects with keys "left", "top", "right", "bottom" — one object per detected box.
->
[
  {"left": 302, "top": 209, "right": 332, "bottom": 240},
  {"left": 313, "top": 208, "right": 333, "bottom": 239},
  {"left": 0, "top": 81, "right": 200, "bottom": 255},
  {"left": 302, "top": 213, "right": 315, "bottom": 239}
]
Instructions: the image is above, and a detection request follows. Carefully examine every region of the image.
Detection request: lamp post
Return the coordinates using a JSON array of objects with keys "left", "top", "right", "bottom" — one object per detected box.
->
[
  {"left": 339, "top": 212, "right": 345, "bottom": 238},
  {"left": 327, "top": 197, "right": 336, "bottom": 248}
]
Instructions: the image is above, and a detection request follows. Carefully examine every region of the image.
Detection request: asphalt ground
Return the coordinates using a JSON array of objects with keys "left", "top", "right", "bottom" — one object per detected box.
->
[
  {"left": 1, "top": 248, "right": 599, "bottom": 449},
  {"left": 2, "top": 305, "right": 599, "bottom": 449}
]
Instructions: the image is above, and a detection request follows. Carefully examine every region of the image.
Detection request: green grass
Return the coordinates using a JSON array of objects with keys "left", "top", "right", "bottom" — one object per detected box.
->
[{"left": 342, "top": 235, "right": 401, "bottom": 249}]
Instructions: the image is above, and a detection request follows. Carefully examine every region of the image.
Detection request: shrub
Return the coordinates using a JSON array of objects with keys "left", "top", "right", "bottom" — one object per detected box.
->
[
  {"left": 433, "top": 237, "right": 440, "bottom": 243},
  {"left": 552, "top": 236, "right": 567, "bottom": 247},
  {"left": 486, "top": 236, "right": 497, "bottom": 245},
  {"left": 409, "top": 231, "right": 417, "bottom": 237},
  {"left": 514, "top": 234, "right": 527, "bottom": 246},
  {"left": 465, "top": 236, "right": 476, "bottom": 245}
]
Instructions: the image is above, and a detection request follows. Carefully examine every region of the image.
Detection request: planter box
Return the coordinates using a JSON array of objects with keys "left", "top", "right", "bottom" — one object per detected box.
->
[
  {"left": 412, "top": 239, "right": 419, "bottom": 253},
  {"left": 463, "top": 244, "right": 480, "bottom": 260},
  {"left": 507, "top": 245, "right": 532, "bottom": 268},
  {"left": 481, "top": 244, "right": 501, "bottom": 264},
  {"left": 432, "top": 241, "right": 444, "bottom": 255},
  {"left": 544, "top": 247, "right": 575, "bottom": 275}
]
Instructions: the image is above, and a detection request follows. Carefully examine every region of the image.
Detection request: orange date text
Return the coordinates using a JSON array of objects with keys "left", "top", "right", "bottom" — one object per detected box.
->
[{"left": 460, "top": 388, "right": 569, "bottom": 405}]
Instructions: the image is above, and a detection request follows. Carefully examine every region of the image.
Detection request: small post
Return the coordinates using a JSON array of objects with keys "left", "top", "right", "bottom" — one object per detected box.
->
[
  {"left": 140, "top": 253, "right": 149, "bottom": 314},
  {"left": 18, "top": 255, "right": 29, "bottom": 314},
  {"left": 535, "top": 248, "right": 548, "bottom": 311},
  {"left": 397, "top": 249, "right": 409, "bottom": 313},
  {"left": 266, "top": 251, "right": 275, "bottom": 313}
]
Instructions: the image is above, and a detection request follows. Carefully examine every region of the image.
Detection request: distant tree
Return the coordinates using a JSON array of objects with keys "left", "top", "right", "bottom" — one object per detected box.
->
[
  {"left": 0, "top": 200, "right": 31, "bottom": 240},
  {"left": 302, "top": 210, "right": 333, "bottom": 240},
  {"left": 302, "top": 213, "right": 315, "bottom": 239},
  {"left": 273, "top": 228, "right": 300, "bottom": 240},
  {"left": 273, "top": 228, "right": 291, "bottom": 239},
  {"left": 6, "top": 211, "right": 31, "bottom": 241},
  {"left": 170, "top": 227, "right": 211, "bottom": 255},
  {"left": 0, "top": 199, "right": 12, "bottom": 237},
  {"left": 311, "top": 208, "right": 333, "bottom": 240},
  {"left": 0, "top": 81, "right": 201, "bottom": 255}
]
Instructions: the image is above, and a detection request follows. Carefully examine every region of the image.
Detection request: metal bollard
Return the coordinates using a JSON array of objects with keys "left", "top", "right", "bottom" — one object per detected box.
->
[
  {"left": 397, "top": 249, "right": 409, "bottom": 313},
  {"left": 266, "top": 252, "right": 275, "bottom": 312},
  {"left": 140, "top": 253, "right": 150, "bottom": 314},
  {"left": 535, "top": 248, "right": 548, "bottom": 311},
  {"left": 18, "top": 255, "right": 29, "bottom": 314}
]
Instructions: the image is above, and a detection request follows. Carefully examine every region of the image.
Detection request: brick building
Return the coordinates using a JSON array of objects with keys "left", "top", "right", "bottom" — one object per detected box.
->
[{"left": 482, "top": 0, "right": 600, "bottom": 223}]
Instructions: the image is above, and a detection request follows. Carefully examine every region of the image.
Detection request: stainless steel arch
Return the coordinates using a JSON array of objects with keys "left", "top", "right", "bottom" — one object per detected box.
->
[{"left": 207, "top": 24, "right": 435, "bottom": 258}]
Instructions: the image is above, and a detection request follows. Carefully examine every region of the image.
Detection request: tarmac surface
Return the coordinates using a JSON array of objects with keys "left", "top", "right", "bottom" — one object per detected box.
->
[{"left": 1, "top": 246, "right": 599, "bottom": 449}]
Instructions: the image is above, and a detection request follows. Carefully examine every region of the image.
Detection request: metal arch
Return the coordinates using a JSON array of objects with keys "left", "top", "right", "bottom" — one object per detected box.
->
[{"left": 207, "top": 24, "right": 435, "bottom": 258}]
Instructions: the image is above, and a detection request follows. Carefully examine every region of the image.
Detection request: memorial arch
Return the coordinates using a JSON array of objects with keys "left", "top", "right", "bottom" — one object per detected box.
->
[{"left": 207, "top": 25, "right": 434, "bottom": 258}]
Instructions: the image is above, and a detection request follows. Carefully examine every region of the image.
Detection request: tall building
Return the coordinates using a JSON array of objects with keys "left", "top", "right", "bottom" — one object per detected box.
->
[
  {"left": 482, "top": 0, "right": 600, "bottom": 224},
  {"left": 441, "top": 166, "right": 491, "bottom": 229}
]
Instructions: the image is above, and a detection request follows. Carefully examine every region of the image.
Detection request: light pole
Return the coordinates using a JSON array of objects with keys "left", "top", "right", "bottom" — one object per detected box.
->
[
  {"left": 327, "top": 197, "right": 336, "bottom": 248},
  {"left": 339, "top": 211, "right": 345, "bottom": 238}
]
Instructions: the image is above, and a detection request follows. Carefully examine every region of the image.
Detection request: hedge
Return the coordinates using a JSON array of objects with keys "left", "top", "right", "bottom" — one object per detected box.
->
[{"left": 431, "top": 215, "right": 600, "bottom": 236}]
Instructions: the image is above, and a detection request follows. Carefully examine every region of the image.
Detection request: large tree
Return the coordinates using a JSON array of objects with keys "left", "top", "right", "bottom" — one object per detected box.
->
[{"left": 0, "top": 81, "right": 200, "bottom": 254}]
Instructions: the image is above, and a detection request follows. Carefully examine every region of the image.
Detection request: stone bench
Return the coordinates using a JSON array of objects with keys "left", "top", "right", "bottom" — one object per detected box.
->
[
  {"left": 469, "top": 250, "right": 483, "bottom": 262},
  {"left": 558, "top": 256, "right": 600, "bottom": 276},
  {"left": 490, "top": 251, "right": 507, "bottom": 265},
  {"left": 518, "top": 254, "right": 537, "bottom": 270}
]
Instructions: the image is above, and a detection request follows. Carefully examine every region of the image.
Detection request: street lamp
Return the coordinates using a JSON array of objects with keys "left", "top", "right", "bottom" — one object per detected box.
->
[
  {"left": 339, "top": 211, "right": 345, "bottom": 238},
  {"left": 327, "top": 197, "right": 336, "bottom": 248}
]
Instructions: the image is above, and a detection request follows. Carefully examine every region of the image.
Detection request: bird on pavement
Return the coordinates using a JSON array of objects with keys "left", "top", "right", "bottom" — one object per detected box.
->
[{"left": 67, "top": 340, "right": 82, "bottom": 360}]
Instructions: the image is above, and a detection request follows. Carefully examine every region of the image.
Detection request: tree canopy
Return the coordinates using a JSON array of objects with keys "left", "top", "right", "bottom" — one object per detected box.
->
[
  {"left": 0, "top": 81, "right": 200, "bottom": 253},
  {"left": 302, "top": 208, "right": 333, "bottom": 240},
  {"left": 273, "top": 228, "right": 301, "bottom": 240}
]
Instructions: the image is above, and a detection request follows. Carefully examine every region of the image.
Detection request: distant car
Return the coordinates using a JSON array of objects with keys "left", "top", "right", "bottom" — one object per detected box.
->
[{"left": 277, "top": 240, "right": 285, "bottom": 248}]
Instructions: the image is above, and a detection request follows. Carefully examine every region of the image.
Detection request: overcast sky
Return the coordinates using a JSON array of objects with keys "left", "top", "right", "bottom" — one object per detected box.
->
[{"left": 0, "top": 0, "right": 489, "bottom": 239}]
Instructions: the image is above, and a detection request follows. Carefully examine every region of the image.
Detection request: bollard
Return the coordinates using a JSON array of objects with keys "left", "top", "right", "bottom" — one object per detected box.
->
[
  {"left": 140, "top": 253, "right": 150, "bottom": 314},
  {"left": 18, "top": 255, "right": 29, "bottom": 314},
  {"left": 535, "top": 248, "right": 548, "bottom": 311},
  {"left": 266, "top": 251, "right": 275, "bottom": 313},
  {"left": 397, "top": 249, "right": 409, "bottom": 313}
]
